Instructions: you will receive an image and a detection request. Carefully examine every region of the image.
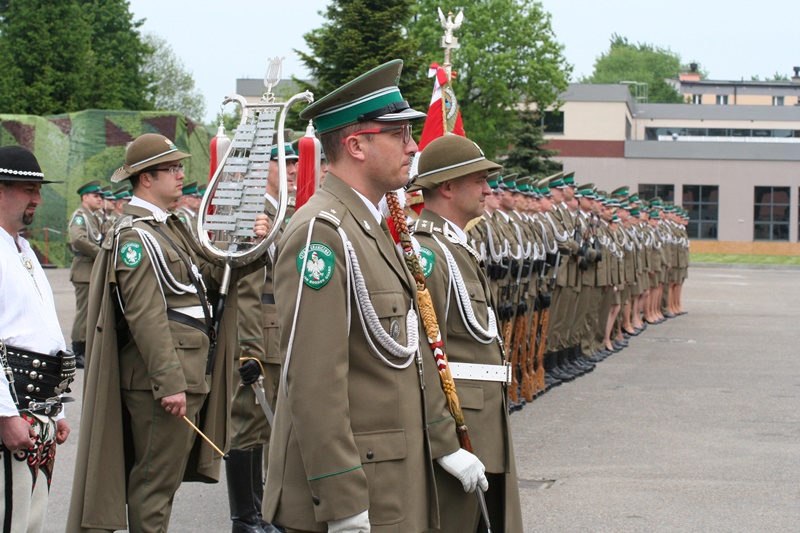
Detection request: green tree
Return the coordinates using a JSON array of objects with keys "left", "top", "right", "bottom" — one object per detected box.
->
[
  {"left": 84, "top": 0, "right": 153, "bottom": 110},
  {"left": 0, "top": 0, "right": 94, "bottom": 115},
  {"left": 501, "top": 110, "right": 561, "bottom": 178},
  {"left": 583, "top": 34, "right": 684, "bottom": 104},
  {"left": 141, "top": 33, "right": 206, "bottom": 121},
  {"left": 409, "top": 0, "right": 572, "bottom": 158},
  {"left": 295, "top": 0, "right": 429, "bottom": 129}
]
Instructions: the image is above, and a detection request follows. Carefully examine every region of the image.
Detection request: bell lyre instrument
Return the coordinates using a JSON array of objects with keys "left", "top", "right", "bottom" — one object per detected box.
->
[{"left": 197, "top": 56, "right": 313, "bottom": 371}]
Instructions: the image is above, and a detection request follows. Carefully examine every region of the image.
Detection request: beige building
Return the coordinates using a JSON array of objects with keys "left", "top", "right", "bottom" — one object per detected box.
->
[{"left": 543, "top": 83, "right": 800, "bottom": 254}]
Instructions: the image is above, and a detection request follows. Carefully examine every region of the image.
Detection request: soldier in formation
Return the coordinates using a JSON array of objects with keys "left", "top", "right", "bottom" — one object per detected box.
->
[{"left": 465, "top": 174, "right": 691, "bottom": 411}]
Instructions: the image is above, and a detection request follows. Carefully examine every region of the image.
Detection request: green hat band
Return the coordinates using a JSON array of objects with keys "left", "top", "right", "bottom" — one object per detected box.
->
[
  {"left": 270, "top": 143, "right": 298, "bottom": 160},
  {"left": 314, "top": 87, "right": 406, "bottom": 133},
  {"left": 77, "top": 184, "right": 102, "bottom": 195},
  {"left": 114, "top": 190, "right": 132, "bottom": 200},
  {"left": 549, "top": 178, "right": 565, "bottom": 188}
]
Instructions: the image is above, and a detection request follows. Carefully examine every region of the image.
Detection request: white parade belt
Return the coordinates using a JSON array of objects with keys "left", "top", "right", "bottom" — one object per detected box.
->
[
  {"left": 170, "top": 305, "right": 206, "bottom": 320},
  {"left": 449, "top": 362, "right": 512, "bottom": 384}
]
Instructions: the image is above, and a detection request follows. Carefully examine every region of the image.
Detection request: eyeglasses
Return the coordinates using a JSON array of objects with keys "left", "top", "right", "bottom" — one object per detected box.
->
[
  {"left": 150, "top": 164, "right": 186, "bottom": 175},
  {"left": 343, "top": 124, "right": 413, "bottom": 145}
]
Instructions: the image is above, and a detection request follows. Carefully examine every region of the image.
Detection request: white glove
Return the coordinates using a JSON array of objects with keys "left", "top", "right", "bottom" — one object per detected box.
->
[
  {"left": 437, "top": 448, "right": 488, "bottom": 493},
  {"left": 328, "top": 510, "right": 370, "bottom": 533}
]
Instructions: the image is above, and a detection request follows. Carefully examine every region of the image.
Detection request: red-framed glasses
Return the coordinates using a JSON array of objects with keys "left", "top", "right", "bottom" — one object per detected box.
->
[{"left": 343, "top": 124, "right": 413, "bottom": 145}]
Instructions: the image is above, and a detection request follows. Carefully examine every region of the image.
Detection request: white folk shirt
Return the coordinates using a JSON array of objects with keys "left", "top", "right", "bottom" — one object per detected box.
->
[{"left": 0, "top": 227, "right": 67, "bottom": 418}]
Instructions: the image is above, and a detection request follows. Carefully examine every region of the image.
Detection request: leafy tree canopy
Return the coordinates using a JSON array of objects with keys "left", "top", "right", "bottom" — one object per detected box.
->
[
  {"left": 583, "top": 34, "right": 685, "bottom": 104},
  {"left": 409, "top": 0, "right": 572, "bottom": 157},
  {"left": 141, "top": 33, "right": 206, "bottom": 121}
]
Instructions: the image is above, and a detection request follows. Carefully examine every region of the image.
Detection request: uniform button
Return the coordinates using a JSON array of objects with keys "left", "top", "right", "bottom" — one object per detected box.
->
[
  {"left": 153, "top": 385, "right": 160, "bottom": 391},
  {"left": 178, "top": 340, "right": 184, "bottom": 346},
  {"left": 312, "top": 496, "right": 320, "bottom": 505},
  {"left": 366, "top": 450, "right": 374, "bottom": 460},
  {"left": 392, "top": 304, "right": 398, "bottom": 313},
  {"left": 469, "top": 292, "right": 475, "bottom": 298},
  {"left": 96, "top": 326, "right": 102, "bottom": 332}
]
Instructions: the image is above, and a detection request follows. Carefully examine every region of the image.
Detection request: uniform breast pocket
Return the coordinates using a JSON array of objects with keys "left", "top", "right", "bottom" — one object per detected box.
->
[
  {"left": 354, "top": 429, "right": 408, "bottom": 525},
  {"left": 369, "top": 290, "right": 408, "bottom": 349},
  {"left": 452, "top": 280, "right": 488, "bottom": 334},
  {"left": 164, "top": 246, "right": 189, "bottom": 282},
  {"left": 170, "top": 323, "right": 210, "bottom": 392}
]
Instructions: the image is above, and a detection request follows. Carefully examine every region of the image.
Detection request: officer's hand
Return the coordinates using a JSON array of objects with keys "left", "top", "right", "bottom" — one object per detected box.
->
[
  {"left": 161, "top": 392, "right": 187, "bottom": 418},
  {"left": 327, "top": 510, "right": 370, "bottom": 532},
  {"left": 436, "top": 448, "right": 488, "bottom": 493},
  {"left": 254, "top": 214, "right": 272, "bottom": 239},
  {"left": 238, "top": 359, "right": 262, "bottom": 386},
  {"left": 55, "top": 419, "right": 70, "bottom": 444},
  {"left": 0, "top": 415, "right": 36, "bottom": 450}
]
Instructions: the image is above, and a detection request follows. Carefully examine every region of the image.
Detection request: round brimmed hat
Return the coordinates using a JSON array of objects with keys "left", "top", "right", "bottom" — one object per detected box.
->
[
  {"left": 0, "top": 146, "right": 61, "bottom": 184},
  {"left": 111, "top": 134, "right": 191, "bottom": 183},
  {"left": 407, "top": 135, "right": 501, "bottom": 192},
  {"left": 300, "top": 60, "right": 426, "bottom": 134},
  {"left": 181, "top": 181, "right": 201, "bottom": 196}
]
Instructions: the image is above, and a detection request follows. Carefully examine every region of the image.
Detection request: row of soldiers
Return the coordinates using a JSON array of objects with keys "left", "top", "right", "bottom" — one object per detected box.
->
[
  {"left": 461, "top": 171, "right": 690, "bottom": 411},
  {"left": 66, "top": 179, "right": 206, "bottom": 367}
]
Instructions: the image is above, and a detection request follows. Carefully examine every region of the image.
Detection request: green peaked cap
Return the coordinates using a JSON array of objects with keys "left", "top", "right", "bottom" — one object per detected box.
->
[
  {"left": 77, "top": 180, "right": 102, "bottom": 196},
  {"left": 299, "top": 60, "right": 426, "bottom": 134}
]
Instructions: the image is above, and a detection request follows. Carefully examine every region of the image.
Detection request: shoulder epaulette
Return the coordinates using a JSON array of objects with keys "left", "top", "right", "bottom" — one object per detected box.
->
[{"left": 316, "top": 201, "right": 345, "bottom": 228}]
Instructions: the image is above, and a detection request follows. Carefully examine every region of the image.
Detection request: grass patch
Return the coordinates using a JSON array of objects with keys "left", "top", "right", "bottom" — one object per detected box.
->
[{"left": 691, "top": 253, "right": 800, "bottom": 265}]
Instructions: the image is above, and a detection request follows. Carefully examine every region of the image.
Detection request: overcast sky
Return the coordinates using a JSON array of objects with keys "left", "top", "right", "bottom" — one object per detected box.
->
[{"left": 128, "top": 0, "right": 798, "bottom": 123}]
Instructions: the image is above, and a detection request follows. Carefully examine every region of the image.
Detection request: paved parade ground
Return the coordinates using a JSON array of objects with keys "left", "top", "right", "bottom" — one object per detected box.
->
[{"left": 42, "top": 265, "right": 800, "bottom": 532}]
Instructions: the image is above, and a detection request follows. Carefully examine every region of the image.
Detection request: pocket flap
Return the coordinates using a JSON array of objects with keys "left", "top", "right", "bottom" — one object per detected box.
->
[
  {"left": 353, "top": 429, "right": 407, "bottom": 464},
  {"left": 457, "top": 384, "right": 484, "bottom": 410}
]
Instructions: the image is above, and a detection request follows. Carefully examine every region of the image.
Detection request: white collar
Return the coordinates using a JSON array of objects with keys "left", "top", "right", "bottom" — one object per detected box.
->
[
  {"left": 353, "top": 188, "right": 383, "bottom": 224},
  {"left": 130, "top": 196, "right": 169, "bottom": 222},
  {"left": 441, "top": 217, "right": 467, "bottom": 244}
]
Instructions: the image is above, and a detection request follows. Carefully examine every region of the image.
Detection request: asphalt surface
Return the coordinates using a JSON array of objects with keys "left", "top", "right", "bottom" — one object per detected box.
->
[{"left": 41, "top": 266, "right": 800, "bottom": 532}]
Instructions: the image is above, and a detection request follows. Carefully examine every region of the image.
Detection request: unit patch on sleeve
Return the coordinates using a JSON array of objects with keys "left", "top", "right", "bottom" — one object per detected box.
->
[
  {"left": 296, "top": 242, "right": 335, "bottom": 289},
  {"left": 120, "top": 241, "right": 143, "bottom": 268},
  {"left": 73, "top": 215, "right": 84, "bottom": 226},
  {"left": 419, "top": 246, "right": 435, "bottom": 278}
]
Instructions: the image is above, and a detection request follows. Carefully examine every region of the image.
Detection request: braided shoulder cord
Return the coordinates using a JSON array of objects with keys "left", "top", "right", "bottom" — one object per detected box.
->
[
  {"left": 433, "top": 234, "right": 497, "bottom": 344},
  {"left": 385, "top": 192, "right": 470, "bottom": 438}
]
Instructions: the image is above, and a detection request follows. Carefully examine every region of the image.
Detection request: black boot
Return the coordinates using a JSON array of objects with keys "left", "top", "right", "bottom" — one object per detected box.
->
[
  {"left": 72, "top": 341, "right": 85, "bottom": 369},
  {"left": 226, "top": 447, "right": 281, "bottom": 533},
  {"left": 551, "top": 350, "right": 576, "bottom": 381},
  {"left": 571, "top": 346, "right": 595, "bottom": 372}
]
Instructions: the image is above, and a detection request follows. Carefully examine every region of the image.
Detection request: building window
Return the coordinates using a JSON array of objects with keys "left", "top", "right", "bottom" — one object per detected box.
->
[
  {"left": 542, "top": 110, "right": 564, "bottom": 134},
  {"left": 639, "top": 184, "right": 674, "bottom": 204},
  {"left": 683, "top": 185, "right": 719, "bottom": 239},
  {"left": 716, "top": 95, "right": 728, "bottom": 105},
  {"left": 692, "top": 94, "right": 702, "bottom": 104},
  {"left": 754, "top": 186, "right": 790, "bottom": 241},
  {"left": 773, "top": 96, "right": 785, "bottom": 106}
]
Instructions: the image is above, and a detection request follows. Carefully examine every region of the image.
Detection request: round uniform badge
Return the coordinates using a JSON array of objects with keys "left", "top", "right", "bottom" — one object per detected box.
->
[
  {"left": 120, "top": 241, "right": 143, "bottom": 268},
  {"left": 419, "top": 246, "right": 435, "bottom": 278},
  {"left": 73, "top": 215, "right": 84, "bottom": 226},
  {"left": 297, "top": 242, "right": 335, "bottom": 289}
]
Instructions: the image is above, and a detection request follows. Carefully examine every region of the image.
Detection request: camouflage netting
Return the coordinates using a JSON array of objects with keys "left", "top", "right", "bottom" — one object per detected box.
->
[{"left": 0, "top": 110, "right": 212, "bottom": 267}]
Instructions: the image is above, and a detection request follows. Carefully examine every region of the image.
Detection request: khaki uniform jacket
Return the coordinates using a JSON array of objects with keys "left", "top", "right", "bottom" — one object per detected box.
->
[
  {"left": 412, "top": 210, "right": 523, "bottom": 531},
  {"left": 67, "top": 204, "right": 263, "bottom": 531},
  {"left": 263, "top": 175, "right": 459, "bottom": 532},
  {"left": 68, "top": 206, "right": 104, "bottom": 283},
  {"left": 548, "top": 206, "right": 580, "bottom": 289}
]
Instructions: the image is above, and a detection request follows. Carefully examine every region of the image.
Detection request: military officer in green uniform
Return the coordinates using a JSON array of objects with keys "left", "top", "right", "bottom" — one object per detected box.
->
[
  {"left": 263, "top": 60, "right": 486, "bottom": 533},
  {"left": 68, "top": 180, "right": 105, "bottom": 368},
  {"left": 409, "top": 134, "right": 523, "bottom": 533},
  {"left": 67, "top": 133, "right": 271, "bottom": 533}
]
